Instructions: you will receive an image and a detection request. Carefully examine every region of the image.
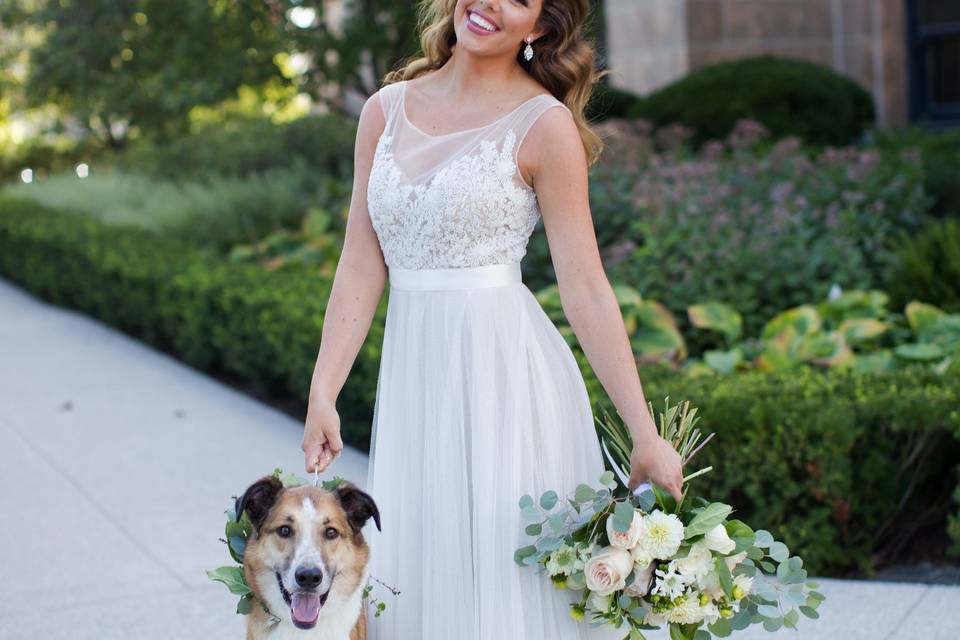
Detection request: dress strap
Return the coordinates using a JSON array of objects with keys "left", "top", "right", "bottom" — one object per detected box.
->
[
  {"left": 377, "top": 81, "right": 404, "bottom": 131},
  {"left": 512, "top": 96, "right": 573, "bottom": 162}
]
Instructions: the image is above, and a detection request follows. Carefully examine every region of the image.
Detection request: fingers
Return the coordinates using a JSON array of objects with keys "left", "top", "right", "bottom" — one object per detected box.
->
[{"left": 327, "top": 433, "right": 344, "bottom": 455}]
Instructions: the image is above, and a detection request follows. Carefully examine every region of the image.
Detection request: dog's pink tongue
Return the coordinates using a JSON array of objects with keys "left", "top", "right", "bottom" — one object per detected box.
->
[{"left": 291, "top": 592, "right": 321, "bottom": 624}]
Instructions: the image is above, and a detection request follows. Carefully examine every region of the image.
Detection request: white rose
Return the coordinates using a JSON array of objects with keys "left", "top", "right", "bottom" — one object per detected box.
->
[
  {"left": 631, "top": 542, "right": 654, "bottom": 566},
  {"left": 605, "top": 509, "right": 645, "bottom": 549},
  {"left": 724, "top": 550, "right": 748, "bottom": 572},
  {"left": 704, "top": 523, "right": 736, "bottom": 554},
  {"left": 587, "top": 590, "right": 613, "bottom": 613},
  {"left": 584, "top": 546, "right": 633, "bottom": 596},
  {"left": 676, "top": 540, "right": 713, "bottom": 580},
  {"left": 624, "top": 560, "right": 656, "bottom": 597},
  {"left": 694, "top": 570, "right": 724, "bottom": 600}
]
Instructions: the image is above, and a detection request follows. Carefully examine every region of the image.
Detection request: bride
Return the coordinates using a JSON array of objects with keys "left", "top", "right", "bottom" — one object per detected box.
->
[{"left": 301, "top": 0, "right": 684, "bottom": 637}]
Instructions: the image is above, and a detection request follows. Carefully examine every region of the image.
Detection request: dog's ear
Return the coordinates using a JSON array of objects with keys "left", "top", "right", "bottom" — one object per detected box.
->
[
  {"left": 334, "top": 482, "right": 381, "bottom": 534},
  {"left": 235, "top": 475, "right": 284, "bottom": 534}
]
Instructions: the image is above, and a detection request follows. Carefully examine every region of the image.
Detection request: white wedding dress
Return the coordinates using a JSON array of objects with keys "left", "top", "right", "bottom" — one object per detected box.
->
[{"left": 362, "top": 79, "right": 621, "bottom": 639}]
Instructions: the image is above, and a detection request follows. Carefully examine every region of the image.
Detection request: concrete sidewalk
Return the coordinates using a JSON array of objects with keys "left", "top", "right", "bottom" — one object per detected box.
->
[{"left": 0, "top": 275, "right": 956, "bottom": 639}]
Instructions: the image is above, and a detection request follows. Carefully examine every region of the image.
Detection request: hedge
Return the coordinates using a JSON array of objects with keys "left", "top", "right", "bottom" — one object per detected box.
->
[
  {"left": 629, "top": 56, "right": 876, "bottom": 146},
  {"left": 2, "top": 196, "right": 959, "bottom": 576}
]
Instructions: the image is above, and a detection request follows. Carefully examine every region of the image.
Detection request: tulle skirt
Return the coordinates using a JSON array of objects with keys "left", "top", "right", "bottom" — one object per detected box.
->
[{"left": 363, "top": 262, "right": 622, "bottom": 639}]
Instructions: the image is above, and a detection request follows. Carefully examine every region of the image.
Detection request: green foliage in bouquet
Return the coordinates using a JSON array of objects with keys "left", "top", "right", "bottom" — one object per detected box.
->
[
  {"left": 515, "top": 398, "right": 825, "bottom": 640},
  {"left": 206, "top": 468, "right": 388, "bottom": 621}
]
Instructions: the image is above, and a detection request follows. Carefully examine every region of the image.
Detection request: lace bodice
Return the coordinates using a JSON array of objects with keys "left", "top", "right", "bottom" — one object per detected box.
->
[{"left": 366, "top": 79, "right": 571, "bottom": 270}]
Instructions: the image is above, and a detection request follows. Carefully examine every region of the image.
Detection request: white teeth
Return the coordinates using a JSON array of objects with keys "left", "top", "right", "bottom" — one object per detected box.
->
[{"left": 469, "top": 11, "right": 497, "bottom": 32}]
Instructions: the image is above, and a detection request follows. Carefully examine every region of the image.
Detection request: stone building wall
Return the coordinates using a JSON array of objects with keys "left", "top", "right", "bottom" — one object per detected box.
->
[{"left": 604, "top": 0, "right": 909, "bottom": 126}]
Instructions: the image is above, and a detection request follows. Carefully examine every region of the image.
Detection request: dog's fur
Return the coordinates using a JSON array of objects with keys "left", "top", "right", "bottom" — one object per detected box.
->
[{"left": 235, "top": 476, "right": 381, "bottom": 640}]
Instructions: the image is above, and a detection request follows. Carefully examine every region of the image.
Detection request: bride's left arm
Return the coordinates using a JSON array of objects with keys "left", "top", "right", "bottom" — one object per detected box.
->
[{"left": 523, "top": 108, "right": 660, "bottom": 449}]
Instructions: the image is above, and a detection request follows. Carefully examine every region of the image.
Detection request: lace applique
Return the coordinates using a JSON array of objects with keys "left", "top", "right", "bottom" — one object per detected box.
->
[{"left": 366, "top": 128, "right": 541, "bottom": 270}]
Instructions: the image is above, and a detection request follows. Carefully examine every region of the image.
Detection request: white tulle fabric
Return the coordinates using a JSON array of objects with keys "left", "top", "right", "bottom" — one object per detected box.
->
[{"left": 363, "top": 80, "right": 621, "bottom": 639}]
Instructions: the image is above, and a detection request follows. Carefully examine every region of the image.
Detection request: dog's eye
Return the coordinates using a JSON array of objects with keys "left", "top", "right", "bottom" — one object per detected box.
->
[
  {"left": 324, "top": 527, "right": 339, "bottom": 539},
  {"left": 277, "top": 525, "right": 293, "bottom": 538}
]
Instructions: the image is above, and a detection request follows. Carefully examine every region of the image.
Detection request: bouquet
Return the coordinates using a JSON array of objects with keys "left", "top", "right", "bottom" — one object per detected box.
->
[{"left": 514, "top": 398, "right": 825, "bottom": 639}]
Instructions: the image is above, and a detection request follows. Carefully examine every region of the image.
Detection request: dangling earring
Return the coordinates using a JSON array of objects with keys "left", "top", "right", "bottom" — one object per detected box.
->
[{"left": 523, "top": 37, "right": 534, "bottom": 61}]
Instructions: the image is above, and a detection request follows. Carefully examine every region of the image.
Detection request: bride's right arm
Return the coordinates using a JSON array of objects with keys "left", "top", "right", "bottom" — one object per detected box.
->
[{"left": 302, "top": 90, "right": 388, "bottom": 473}]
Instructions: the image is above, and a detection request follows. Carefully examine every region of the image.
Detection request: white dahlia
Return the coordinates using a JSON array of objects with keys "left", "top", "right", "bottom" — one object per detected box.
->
[{"left": 639, "top": 510, "right": 684, "bottom": 559}]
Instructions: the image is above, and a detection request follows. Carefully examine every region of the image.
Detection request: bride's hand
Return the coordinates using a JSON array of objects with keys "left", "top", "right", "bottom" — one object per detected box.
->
[
  {"left": 627, "top": 432, "right": 684, "bottom": 502},
  {"left": 302, "top": 397, "right": 344, "bottom": 473}
]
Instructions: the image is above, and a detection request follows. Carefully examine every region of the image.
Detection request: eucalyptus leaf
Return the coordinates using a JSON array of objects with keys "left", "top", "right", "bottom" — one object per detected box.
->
[
  {"left": 707, "top": 618, "right": 732, "bottom": 637},
  {"left": 753, "top": 530, "right": 774, "bottom": 548},
  {"left": 613, "top": 500, "right": 634, "bottom": 532},
  {"left": 574, "top": 484, "right": 596, "bottom": 503},
  {"left": 525, "top": 522, "right": 542, "bottom": 536},
  {"left": 521, "top": 504, "right": 541, "bottom": 522},
  {"left": 799, "top": 605, "right": 820, "bottom": 619},
  {"left": 513, "top": 544, "right": 537, "bottom": 565},
  {"left": 519, "top": 494, "right": 534, "bottom": 509},
  {"left": 783, "top": 609, "right": 800, "bottom": 629},
  {"left": 548, "top": 512, "right": 567, "bottom": 534},
  {"left": 599, "top": 470, "right": 616, "bottom": 488},
  {"left": 763, "top": 616, "right": 783, "bottom": 632},
  {"left": 768, "top": 541, "right": 789, "bottom": 562},
  {"left": 540, "top": 490, "right": 559, "bottom": 510},
  {"left": 757, "top": 604, "right": 781, "bottom": 618}
]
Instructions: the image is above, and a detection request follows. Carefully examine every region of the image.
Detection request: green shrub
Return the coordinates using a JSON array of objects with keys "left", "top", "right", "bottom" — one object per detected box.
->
[
  {"left": 0, "top": 196, "right": 385, "bottom": 441},
  {"left": 118, "top": 113, "right": 358, "bottom": 181},
  {"left": 629, "top": 56, "right": 875, "bottom": 146},
  {"left": 873, "top": 126, "right": 960, "bottom": 219},
  {"left": 593, "top": 127, "right": 929, "bottom": 345},
  {"left": 584, "top": 80, "right": 644, "bottom": 122},
  {"left": 888, "top": 218, "right": 960, "bottom": 314},
  {"left": 4, "top": 197, "right": 959, "bottom": 576}
]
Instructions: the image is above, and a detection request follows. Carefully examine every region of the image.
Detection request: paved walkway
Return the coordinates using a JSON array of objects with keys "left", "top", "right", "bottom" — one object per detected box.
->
[{"left": 0, "top": 276, "right": 956, "bottom": 639}]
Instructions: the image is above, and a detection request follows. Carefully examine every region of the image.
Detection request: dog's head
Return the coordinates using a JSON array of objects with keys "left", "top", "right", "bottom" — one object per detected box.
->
[{"left": 234, "top": 475, "right": 381, "bottom": 630}]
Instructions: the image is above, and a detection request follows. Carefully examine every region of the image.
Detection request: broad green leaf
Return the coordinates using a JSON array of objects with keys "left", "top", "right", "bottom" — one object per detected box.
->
[
  {"left": 687, "top": 302, "right": 743, "bottom": 342},
  {"left": 762, "top": 305, "right": 821, "bottom": 340},
  {"left": 684, "top": 502, "right": 732, "bottom": 538},
  {"left": 905, "top": 301, "right": 945, "bottom": 336},
  {"left": 703, "top": 348, "right": 744, "bottom": 374},
  {"left": 895, "top": 342, "right": 945, "bottom": 361},
  {"left": 715, "top": 555, "right": 734, "bottom": 600},
  {"left": 206, "top": 566, "right": 251, "bottom": 596},
  {"left": 837, "top": 317, "right": 889, "bottom": 343}
]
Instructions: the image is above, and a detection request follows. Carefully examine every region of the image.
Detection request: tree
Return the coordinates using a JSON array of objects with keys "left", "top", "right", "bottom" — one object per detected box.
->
[{"left": 3, "top": 0, "right": 291, "bottom": 147}]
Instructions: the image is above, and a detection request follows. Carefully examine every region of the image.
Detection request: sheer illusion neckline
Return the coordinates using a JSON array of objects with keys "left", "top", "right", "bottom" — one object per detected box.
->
[{"left": 400, "top": 79, "right": 549, "bottom": 139}]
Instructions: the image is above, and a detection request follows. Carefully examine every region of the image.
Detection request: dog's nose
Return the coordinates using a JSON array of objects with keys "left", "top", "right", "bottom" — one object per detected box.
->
[{"left": 295, "top": 566, "right": 324, "bottom": 590}]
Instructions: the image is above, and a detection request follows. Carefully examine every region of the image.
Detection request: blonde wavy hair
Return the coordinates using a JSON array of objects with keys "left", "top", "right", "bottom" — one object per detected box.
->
[{"left": 382, "top": 0, "right": 609, "bottom": 166}]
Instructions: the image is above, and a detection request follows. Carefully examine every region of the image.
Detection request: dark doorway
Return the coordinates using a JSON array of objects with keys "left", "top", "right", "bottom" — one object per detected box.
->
[{"left": 908, "top": 0, "right": 960, "bottom": 126}]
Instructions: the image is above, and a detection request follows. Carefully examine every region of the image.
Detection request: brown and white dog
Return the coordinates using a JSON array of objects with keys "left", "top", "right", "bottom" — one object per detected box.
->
[{"left": 234, "top": 475, "right": 381, "bottom": 640}]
